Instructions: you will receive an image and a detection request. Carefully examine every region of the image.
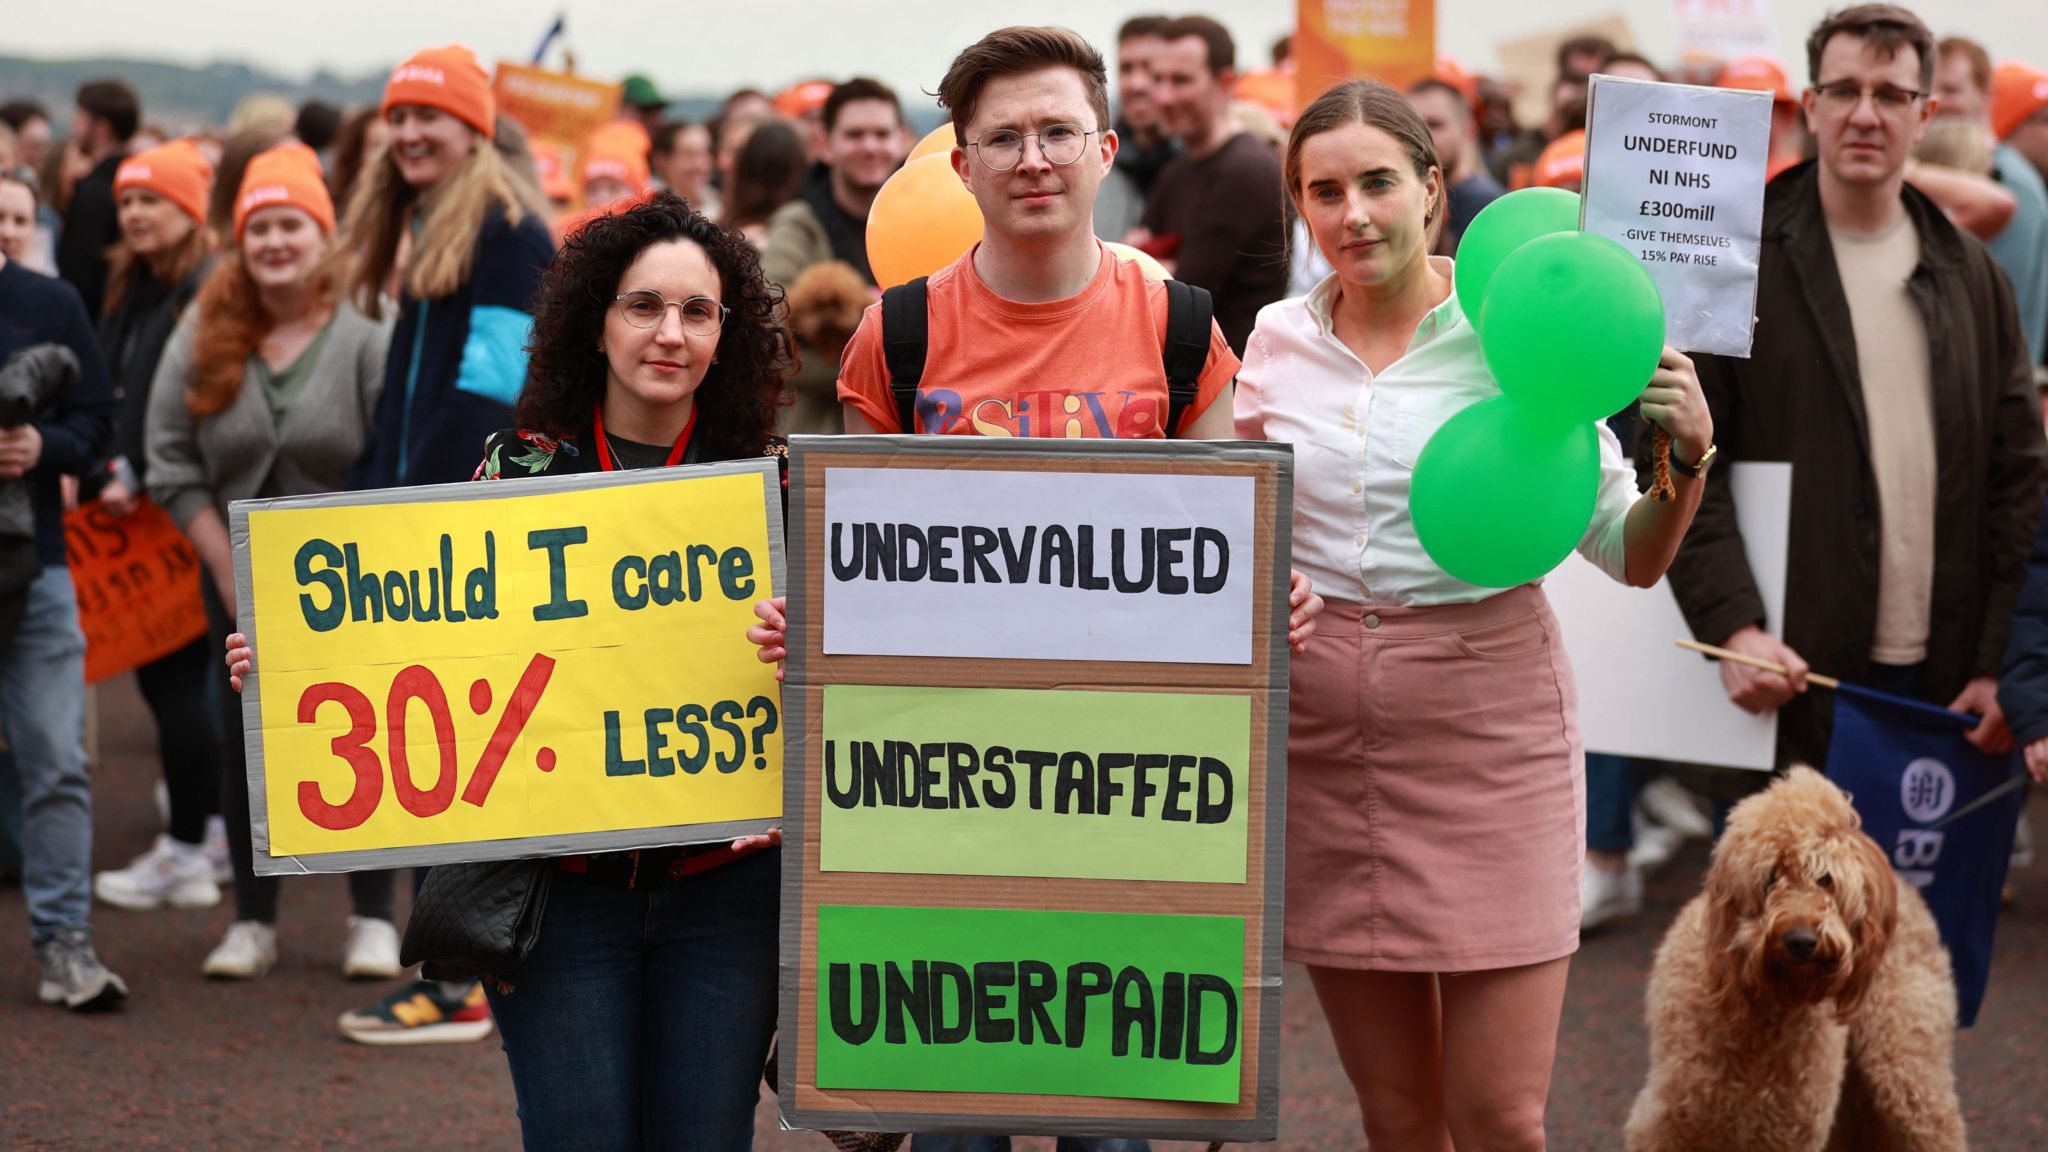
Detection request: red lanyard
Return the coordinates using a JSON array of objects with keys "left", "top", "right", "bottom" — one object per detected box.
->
[{"left": 593, "top": 404, "right": 697, "bottom": 471}]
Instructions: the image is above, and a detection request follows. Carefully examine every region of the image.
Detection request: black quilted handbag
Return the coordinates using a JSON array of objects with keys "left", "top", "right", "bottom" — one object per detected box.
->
[{"left": 399, "top": 858, "right": 554, "bottom": 982}]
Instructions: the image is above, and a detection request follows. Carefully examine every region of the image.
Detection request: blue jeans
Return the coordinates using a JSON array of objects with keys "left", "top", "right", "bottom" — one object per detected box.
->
[
  {"left": 1586, "top": 753, "right": 1637, "bottom": 855},
  {"left": 484, "top": 849, "right": 780, "bottom": 1151},
  {"left": 0, "top": 567, "right": 93, "bottom": 947},
  {"left": 913, "top": 1131, "right": 1155, "bottom": 1139}
]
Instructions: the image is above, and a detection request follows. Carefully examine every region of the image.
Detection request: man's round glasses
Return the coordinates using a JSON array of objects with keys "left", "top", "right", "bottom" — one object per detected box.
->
[
  {"left": 966, "top": 123, "right": 1097, "bottom": 172},
  {"left": 613, "top": 290, "right": 728, "bottom": 335},
  {"left": 1811, "top": 81, "right": 1926, "bottom": 117}
]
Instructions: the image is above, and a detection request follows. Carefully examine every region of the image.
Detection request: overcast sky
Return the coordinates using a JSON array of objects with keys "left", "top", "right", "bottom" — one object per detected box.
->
[{"left": 8, "top": 0, "right": 2046, "bottom": 101}]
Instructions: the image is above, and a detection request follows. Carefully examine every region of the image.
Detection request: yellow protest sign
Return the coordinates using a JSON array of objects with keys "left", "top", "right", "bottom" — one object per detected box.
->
[{"left": 232, "top": 462, "right": 783, "bottom": 874}]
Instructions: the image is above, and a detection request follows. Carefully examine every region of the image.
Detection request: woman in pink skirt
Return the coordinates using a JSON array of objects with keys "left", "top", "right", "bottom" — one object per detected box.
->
[{"left": 1236, "top": 80, "right": 1715, "bottom": 1150}]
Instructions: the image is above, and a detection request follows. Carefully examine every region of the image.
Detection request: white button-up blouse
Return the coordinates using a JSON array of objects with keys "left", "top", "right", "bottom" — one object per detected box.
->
[{"left": 1235, "top": 261, "right": 1640, "bottom": 607}]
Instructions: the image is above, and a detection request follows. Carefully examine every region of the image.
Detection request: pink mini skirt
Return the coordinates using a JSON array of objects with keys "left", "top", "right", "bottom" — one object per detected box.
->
[{"left": 1284, "top": 584, "right": 1585, "bottom": 972}]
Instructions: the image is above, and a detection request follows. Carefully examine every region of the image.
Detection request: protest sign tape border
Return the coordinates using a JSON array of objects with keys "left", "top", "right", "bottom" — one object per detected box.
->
[
  {"left": 230, "top": 457, "right": 787, "bottom": 876},
  {"left": 775, "top": 434, "right": 1291, "bottom": 1141}
]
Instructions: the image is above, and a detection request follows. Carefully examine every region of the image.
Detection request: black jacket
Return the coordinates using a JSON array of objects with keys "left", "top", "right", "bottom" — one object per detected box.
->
[
  {"left": 57, "top": 154, "right": 123, "bottom": 322},
  {"left": 1649, "top": 161, "right": 2047, "bottom": 768},
  {"left": 0, "top": 260, "right": 116, "bottom": 568},
  {"left": 94, "top": 258, "right": 207, "bottom": 494}
]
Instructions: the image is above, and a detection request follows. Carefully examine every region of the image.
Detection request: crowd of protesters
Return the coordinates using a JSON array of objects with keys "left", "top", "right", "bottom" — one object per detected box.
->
[{"left": 6, "top": 2, "right": 2048, "bottom": 1148}]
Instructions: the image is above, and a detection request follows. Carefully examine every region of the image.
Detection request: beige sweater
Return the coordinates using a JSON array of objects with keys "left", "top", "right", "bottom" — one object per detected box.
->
[{"left": 145, "top": 302, "right": 392, "bottom": 529}]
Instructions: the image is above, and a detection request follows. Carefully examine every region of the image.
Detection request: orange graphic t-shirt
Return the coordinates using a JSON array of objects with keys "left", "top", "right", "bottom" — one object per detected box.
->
[{"left": 836, "top": 244, "right": 1239, "bottom": 438}]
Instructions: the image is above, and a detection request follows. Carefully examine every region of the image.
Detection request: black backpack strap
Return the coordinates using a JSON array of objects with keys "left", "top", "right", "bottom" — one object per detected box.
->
[
  {"left": 880, "top": 277, "right": 930, "bottom": 434},
  {"left": 1161, "top": 279, "right": 1213, "bottom": 437}
]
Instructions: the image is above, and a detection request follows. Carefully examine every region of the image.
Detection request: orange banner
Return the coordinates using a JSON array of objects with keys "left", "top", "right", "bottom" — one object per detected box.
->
[
  {"left": 64, "top": 498, "right": 208, "bottom": 683},
  {"left": 1295, "top": 0, "right": 1438, "bottom": 109},
  {"left": 491, "top": 62, "right": 620, "bottom": 152}
]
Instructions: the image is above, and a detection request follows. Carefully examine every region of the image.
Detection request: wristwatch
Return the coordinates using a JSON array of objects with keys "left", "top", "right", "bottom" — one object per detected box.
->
[{"left": 1669, "top": 442, "right": 1718, "bottom": 481}]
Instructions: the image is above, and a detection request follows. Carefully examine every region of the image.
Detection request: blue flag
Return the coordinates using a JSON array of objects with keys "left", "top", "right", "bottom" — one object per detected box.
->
[{"left": 1824, "top": 683, "right": 2023, "bottom": 1028}]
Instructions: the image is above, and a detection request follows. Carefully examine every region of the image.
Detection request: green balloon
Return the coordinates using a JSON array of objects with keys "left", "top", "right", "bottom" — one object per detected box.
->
[
  {"left": 1453, "top": 187, "right": 1582, "bottom": 329},
  {"left": 1479, "top": 231, "right": 1666, "bottom": 425},
  {"left": 1410, "top": 396, "right": 1601, "bottom": 588}
]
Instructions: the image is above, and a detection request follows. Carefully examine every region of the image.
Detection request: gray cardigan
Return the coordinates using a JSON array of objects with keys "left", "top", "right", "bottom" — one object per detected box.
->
[{"left": 146, "top": 302, "right": 392, "bottom": 529}]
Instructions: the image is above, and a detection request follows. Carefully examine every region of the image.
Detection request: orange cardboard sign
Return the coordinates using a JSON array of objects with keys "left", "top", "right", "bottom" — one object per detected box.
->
[
  {"left": 491, "top": 62, "right": 620, "bottom": 153},
  {"left": 64, "top": 499, "right": 208, "bottom": 683},
  {"left": 1295, "top": 0, "right": 1437, "bottom": 109}
]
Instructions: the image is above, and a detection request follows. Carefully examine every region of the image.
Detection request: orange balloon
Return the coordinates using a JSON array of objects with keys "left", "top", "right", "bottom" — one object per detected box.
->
[
  {"left": 907, "top": 122, "right": 956, "bottom": 163},
  {"left": 1104, "top": 241, "right": 1170, "bottom": 281},
  {"left": 867, "top": 153, "right": 984, "bottom": 289}
]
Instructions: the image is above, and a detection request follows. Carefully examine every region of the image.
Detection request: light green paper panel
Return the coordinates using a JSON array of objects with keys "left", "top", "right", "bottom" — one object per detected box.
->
[
  {"left": 820, "top": 684, "right": 1250, "bottom": 883},
  {"left": 815, "top": 904, "right": 1245, "bottom": 1102}
]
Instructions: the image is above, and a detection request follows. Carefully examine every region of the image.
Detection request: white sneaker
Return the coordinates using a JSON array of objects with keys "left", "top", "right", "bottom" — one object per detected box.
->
[
  {"left": 1638, "top": 777, "right": 1713, "bottom": 839},
  {"left": 1581, "top": 861, "right": 1643, "bottom": 931},
  {"left": 202, "top": 816, "right": 232, "bottom": 885},
  {"left": 203, "top": 921, "right": 277, "bottom": 979},
  {"left": 2013, "top": 813, "right": 2035, "bottom": 870},
  {"left": 94, "top": 835, "right": 222, "bottom": 910},
  {"left": 1628, "top": 811, "right": 1684, "bottom": 874},
  {"left": 343, "top": 916, "right": 402, "bottom": 980}
]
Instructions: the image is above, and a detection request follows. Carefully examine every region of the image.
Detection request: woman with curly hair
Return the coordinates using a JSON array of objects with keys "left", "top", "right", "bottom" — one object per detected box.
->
[
  {"left": 229, "top": 189, "right": 790, "bottom": 1147},
  {"left": 146, "top": 142, "right": 399, "bottom": 981}
]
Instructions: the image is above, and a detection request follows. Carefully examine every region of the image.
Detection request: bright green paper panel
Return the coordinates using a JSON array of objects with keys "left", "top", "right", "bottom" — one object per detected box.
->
[
  {"left": 820, "top": 684, "right": 1251, "bottom": 883},
  {"left": 815, "top": 905, "right": 1246, "bottom": 1102}
]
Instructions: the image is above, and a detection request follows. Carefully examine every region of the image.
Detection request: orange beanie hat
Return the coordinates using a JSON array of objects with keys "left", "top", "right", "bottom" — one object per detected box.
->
[
  {"left": 236, "top": 142, "right": 336, "bottom": 240},
  {"left": 382, "top": 45, "right": 496, "bottom": 139},
  {"left": 1991, "top": 62, "right": 2048, "bottom": 141},
  {"left": 113, "top": 139, "right": 213, "bottom": 225},
  {"left": 581, "top": 122, "right": 652, "bottom": 192}
]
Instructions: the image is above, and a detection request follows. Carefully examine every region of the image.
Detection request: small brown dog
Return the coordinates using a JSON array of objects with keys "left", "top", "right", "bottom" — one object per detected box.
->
[
  {"left": 1625, "top": 767, "right": 1966, "bottom": 1152},
  {"left": 779, "top": 260, "right": 873, "bottom": 436}
]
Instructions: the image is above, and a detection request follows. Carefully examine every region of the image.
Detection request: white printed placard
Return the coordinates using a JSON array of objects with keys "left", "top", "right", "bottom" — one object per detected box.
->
[
  {"left": 1581, "top": 74, "right": 1773, "bottom": 357},
  {"left": 822, "top": 466, "right": 1256, "bottom": 664}
]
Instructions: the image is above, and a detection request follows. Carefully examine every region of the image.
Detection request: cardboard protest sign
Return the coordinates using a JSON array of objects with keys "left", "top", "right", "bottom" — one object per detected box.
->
[
  {"left": 780, "top": 436, "right": 1291, "bottom": 1142},
  {"left": 1581, "top": 74, "right": 1773, "bottom": 356},
  {"left": 1495, "top": 14, "right": 1637, "bottom": 127},
  {"left": 65, "top": 498, "right": 209, "bottom": 684},
  {"left": 491, "top": 62, "right": 620, "bottom": 169},
  {"left": 232, "top": 462, "right": 783, "bottom": 875},
  {"left": 1671, "top": 0, "right": 1777, "bottom": 65},
  {"left": 1296, "top": 0, "right": 1436, "bottom": 109}
]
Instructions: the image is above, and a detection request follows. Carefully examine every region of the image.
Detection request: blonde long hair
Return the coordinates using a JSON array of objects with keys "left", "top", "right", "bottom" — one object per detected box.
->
[{"left": 335, "top": 133, "right": 548, "bottom": 317}]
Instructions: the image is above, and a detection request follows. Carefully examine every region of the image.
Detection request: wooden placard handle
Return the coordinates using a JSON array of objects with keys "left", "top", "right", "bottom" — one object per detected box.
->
[{"left": 1675, "top": 637, "right": 1841, "bottom": 689}]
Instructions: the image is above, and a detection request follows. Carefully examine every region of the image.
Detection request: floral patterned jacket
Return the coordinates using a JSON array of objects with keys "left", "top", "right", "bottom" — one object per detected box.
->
[{"left": 473, "top": 423, "right": 789, "bottom": 490}]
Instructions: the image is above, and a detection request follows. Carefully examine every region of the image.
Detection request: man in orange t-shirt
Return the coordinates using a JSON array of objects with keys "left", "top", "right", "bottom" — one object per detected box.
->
[
  {"left": 823, "top": 34, "right": 1311, "bottom": 1152},
  {"left": 836, "top": 26, "right": 1238, "bottom": 440}
]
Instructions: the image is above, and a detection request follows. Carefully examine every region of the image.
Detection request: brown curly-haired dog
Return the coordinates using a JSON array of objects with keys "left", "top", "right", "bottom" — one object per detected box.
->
[{"left": 1625, "top": 767, "right": 1966, "bottom": 1152}]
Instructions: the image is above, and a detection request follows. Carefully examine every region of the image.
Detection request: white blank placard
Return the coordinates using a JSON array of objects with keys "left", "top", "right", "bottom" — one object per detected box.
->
[{"left": 1546, "top": 462, "right": 1790, "bottom": 771}]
